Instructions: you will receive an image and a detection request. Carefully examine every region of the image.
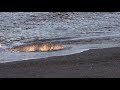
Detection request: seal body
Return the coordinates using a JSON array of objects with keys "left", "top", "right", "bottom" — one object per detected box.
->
[
  {"left": 38, "top": 43, "right": 64, "bottom": 52},
  {"left": 7, "top": 43, "right": 64, "bottom": 52}
]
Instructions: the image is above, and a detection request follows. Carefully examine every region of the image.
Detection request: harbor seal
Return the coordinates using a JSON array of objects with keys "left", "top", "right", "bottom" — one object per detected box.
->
[{"left": 7, "top": 43, "right": 64, "bottom": 52}]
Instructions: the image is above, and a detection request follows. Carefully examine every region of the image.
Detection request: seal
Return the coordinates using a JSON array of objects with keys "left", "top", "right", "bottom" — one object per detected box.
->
[{"left": 7, "top": 43, "right": 64, "bottom": 52}]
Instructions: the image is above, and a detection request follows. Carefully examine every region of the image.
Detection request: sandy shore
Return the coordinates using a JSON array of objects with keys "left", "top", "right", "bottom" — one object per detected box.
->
[{"left": 0, "top": 47, "right": 120, "bottom": 78}]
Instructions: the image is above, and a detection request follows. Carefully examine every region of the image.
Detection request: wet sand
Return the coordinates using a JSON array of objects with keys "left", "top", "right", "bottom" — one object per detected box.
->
[{"left": 0, "top": 47, "right": 120, "bottom": 78}]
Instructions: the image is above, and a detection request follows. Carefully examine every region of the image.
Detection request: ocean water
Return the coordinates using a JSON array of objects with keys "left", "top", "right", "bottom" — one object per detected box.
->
[{"left": 0, "top": 12, "right": 120, "bottom": 63}]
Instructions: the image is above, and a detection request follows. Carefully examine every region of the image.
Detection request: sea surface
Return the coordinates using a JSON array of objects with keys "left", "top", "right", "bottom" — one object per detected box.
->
[{"left": 0, "top": 12, "right": 120, "bottom": 63}]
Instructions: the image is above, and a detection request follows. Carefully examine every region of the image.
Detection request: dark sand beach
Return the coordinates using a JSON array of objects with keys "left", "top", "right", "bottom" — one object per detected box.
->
[{"left": 0, "top": 47, "right": 120, "bottom": 78}]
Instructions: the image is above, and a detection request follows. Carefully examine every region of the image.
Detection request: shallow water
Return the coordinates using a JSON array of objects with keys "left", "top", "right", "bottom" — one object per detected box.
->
[{"left": 1, "top": 12, "right": 120, "bottom": 63}]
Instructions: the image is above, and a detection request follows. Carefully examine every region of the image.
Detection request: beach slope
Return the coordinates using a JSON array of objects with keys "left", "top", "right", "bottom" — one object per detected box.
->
[{"left": 0, "top": 47, "right": 120, "bottom": 78}]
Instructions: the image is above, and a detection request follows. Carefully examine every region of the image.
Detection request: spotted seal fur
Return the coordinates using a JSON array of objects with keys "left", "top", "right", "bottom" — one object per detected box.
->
[{"left": 7, "top": 43, "right": 64, "bottom": 52}]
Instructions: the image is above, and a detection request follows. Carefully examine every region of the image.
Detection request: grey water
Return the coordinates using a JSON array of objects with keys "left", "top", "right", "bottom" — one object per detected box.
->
[{"left": 1, "top": 12, "right": 120, "bottom": 63}]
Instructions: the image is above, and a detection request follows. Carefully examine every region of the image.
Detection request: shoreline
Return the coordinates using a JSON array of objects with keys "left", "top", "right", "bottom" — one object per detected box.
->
[{"left": 0, "top": 47, "right": 120, "bottom": 78}]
